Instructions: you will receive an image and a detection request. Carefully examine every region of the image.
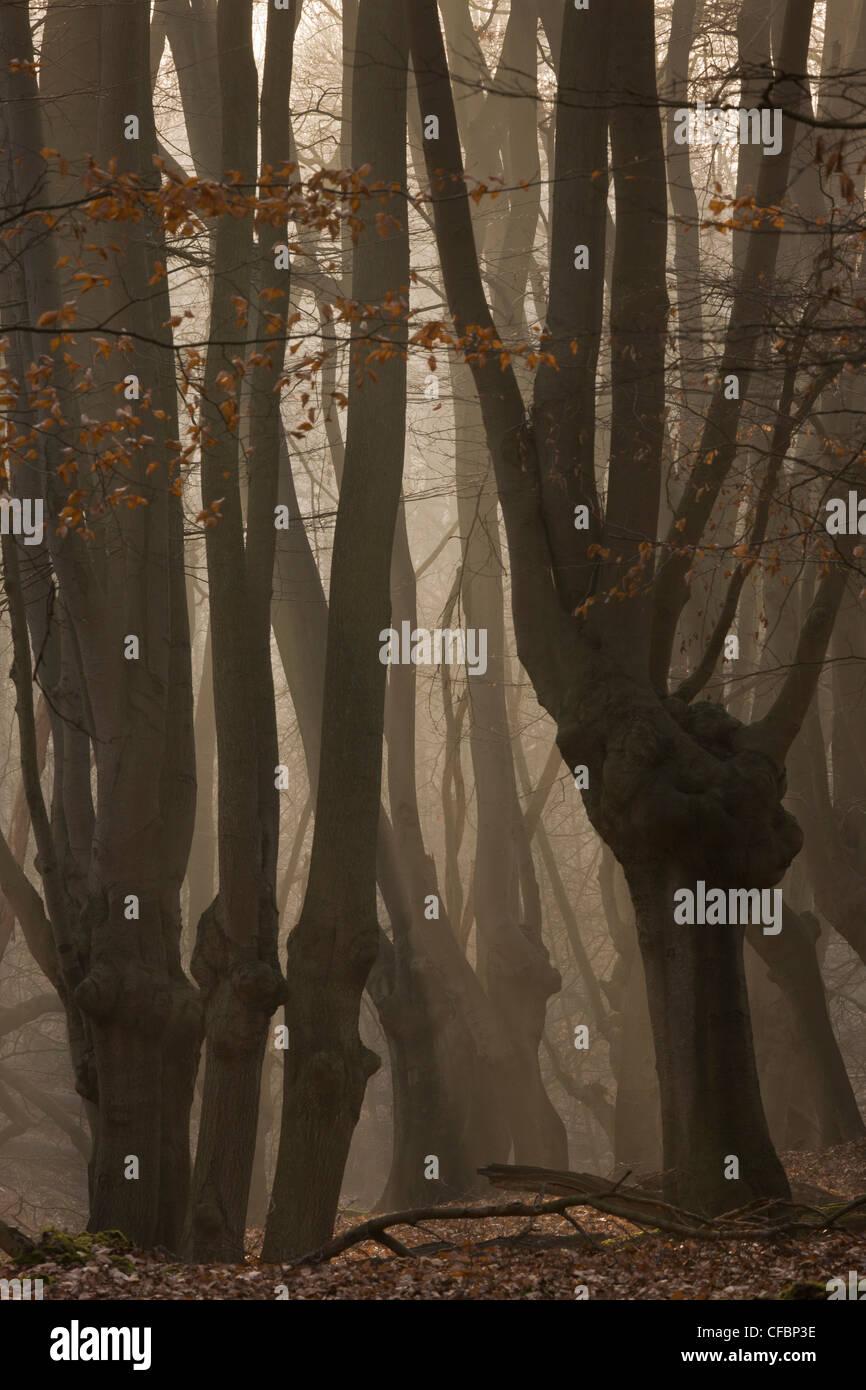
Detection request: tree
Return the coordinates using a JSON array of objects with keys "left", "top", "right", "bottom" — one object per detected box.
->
[
  {"left": 263, "top": 0, "right": 410, "bottom": 1260},
  {"left": 407, "top": 0, "right": 860, "bottom": 1215},
  {"left": 184, "top": 0, "right": 294, "bottom": 1262},
  {"left": 0, "top": 0, "right": 198, "bottom": 1246}
]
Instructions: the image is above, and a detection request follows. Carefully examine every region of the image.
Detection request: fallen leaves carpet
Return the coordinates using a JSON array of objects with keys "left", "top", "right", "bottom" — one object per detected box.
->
[{"left": 2, "top": 1138, "right": 865, "bottom": 1300}]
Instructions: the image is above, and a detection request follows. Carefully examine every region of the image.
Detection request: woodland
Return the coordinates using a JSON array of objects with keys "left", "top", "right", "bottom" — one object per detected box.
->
[{"left": 0, "top": 0, "right": 866, "bottom": 1305}]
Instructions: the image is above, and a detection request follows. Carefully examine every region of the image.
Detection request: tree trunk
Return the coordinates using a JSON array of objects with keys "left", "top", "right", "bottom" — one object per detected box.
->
[
  {"left": 2, "top": 0, "right": 200, "bottom": 1247},
  {"left": 452, "top": 360, "right": 568, "bottom": 1170},
  {"left": 747, "top": 908, "right": 864, "bottom": 1147},
  {"left": 625, "top": 856, "right": 789, "bottom": 1214},
  {"left": 263, "top": 0, "right": 409, "bottom": 1260},
  {"left": 406, "top": 0, "right": 833, "bottom": 1218},
  {"left": 375, "top": 514, "right": 512, "bottom": 1205},
  {"left": 185, "top": 0, "right": 289, "bottom": 1261}
]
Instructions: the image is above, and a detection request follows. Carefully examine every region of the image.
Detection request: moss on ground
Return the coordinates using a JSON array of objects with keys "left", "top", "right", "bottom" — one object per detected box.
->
[{"left": 13, "top": 1227, "right": 134, "bottom": 1273}]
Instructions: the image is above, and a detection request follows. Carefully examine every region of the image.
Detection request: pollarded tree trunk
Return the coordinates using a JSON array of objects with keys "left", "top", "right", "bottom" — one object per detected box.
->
[
  {"left": 3, "top": 0, "right": 200, "bottom": 1247},
  {"left": 557, "top": 674, "right": 806, "bottom": 1214},
  {"left": 81, "top": 0, "right": 198, "bottom": 1250},
  {"left": 624, "top": 855, "right": 789, "bottom": 1214},
  {"left": 262, "top": 0, "right": 410, "bottom": 1261},
  {"left": 408, "top": 0, "right": 841, "bottom": 1217},
  {"left": 0, "top": 64, "right": 87, "bottom": 1104}
]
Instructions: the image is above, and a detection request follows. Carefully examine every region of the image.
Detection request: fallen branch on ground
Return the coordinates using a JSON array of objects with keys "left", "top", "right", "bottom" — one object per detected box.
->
[
  {"left": 287, "top": 1195, "right": 634, "bottom": 1267},
  {"left": 285, "top": 1164, "right": 866, "bottom": 1267},
  {"left": 480, "top": 1164, "right": 866, "bottom": 1240}
]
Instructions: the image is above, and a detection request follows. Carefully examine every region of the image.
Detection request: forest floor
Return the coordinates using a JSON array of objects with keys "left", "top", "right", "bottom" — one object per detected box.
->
[{"left": 2, "top": 1138, "right": 865, "bottom": 1300}]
